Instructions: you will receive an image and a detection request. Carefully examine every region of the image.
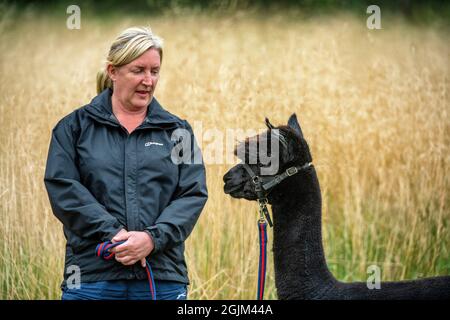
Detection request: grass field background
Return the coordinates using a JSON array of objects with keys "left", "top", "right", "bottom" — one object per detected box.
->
[{"left": 0, "top": 9, "right": 448, "bottom": 299}]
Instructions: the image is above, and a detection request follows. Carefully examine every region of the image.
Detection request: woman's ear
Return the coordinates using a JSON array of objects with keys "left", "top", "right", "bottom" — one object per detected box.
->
[{"left": 106, "top": 64, "right": 116, "bottom": 81}]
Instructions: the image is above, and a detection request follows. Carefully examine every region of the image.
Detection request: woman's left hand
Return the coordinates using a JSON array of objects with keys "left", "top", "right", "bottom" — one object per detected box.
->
[{"left": 111, "top": 231, "right": 154, "bottom": 267}]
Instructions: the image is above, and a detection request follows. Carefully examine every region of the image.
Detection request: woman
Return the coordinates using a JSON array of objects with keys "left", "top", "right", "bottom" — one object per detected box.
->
[{"left": 44, "top": 27, "right": 208, "bottom": 300}]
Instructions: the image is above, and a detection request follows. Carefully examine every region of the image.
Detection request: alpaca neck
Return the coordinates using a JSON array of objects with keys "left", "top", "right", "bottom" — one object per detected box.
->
[
  {"left": 271, "top": 167, "right": 336, "bottom": 299},
  {"left": 270, "top": 166, "right": 450, "bottom": 300}
]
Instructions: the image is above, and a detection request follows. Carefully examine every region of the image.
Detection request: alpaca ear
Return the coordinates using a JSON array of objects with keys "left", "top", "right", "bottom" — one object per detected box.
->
[
  {"left": 265, "top": 117, "right": 275, "bottom": 129},
  {"left": 288, "top": 113, "right": 303, "bottom": 138}
]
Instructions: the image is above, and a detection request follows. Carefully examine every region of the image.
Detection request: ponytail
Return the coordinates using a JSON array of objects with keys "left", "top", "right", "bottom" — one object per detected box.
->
[{"left": 96, "top": 68, "right": 113, "bottom": 94}]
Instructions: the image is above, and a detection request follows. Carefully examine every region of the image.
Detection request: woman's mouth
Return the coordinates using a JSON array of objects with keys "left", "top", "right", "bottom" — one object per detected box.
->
[{"left": 136, "top": 90, "right": 150, "bottom": 97}]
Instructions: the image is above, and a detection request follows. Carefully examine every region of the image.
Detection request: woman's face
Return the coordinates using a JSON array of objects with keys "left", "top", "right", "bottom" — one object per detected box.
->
[{"left": 108, "top": 48, "right": 161, "bottom": 111}]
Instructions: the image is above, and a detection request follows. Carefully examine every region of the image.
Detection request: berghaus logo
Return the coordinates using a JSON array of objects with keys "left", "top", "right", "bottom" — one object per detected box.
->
[{"left": 145, "top": 141, "right": 164, "bottom": 147}]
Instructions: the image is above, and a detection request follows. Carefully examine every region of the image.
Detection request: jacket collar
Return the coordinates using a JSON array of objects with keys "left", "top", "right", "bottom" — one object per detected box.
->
[{"left": 85, "top": 88, "right": 183, "bottom": 129}]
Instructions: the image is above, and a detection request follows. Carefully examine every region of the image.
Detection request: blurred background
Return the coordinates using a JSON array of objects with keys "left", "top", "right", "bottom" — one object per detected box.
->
[{"left": 0, "top": 0, "right": 448, "bottom": 299}]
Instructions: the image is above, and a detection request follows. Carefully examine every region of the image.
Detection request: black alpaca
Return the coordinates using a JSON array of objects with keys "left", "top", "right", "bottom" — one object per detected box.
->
[{"left": 223, "top": 114, "right": 450, "bottom": 299}]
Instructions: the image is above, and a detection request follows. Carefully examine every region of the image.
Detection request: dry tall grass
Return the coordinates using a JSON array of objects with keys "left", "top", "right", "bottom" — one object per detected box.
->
[{"left": 0, "top": 11, "right": 448, "bottom": 299}]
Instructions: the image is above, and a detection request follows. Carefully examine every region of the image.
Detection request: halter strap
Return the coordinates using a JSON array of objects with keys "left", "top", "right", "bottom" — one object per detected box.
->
[{"left": 243, "top": 162, "right": 313, "bottom": 194}]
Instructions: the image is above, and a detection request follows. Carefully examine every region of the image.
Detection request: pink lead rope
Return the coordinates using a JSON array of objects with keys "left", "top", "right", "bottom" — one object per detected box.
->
[{"left": 257, "top": 220, "right": 268, "bottom": 300}]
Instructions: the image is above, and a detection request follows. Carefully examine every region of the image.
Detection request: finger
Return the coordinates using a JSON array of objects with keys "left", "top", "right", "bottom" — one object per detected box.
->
[
  {"left": 115, "top": 252, "right": 127, "bottom": 259},
  {"left": 140, "top": 258, "right": 146, "bottom": 268},
  {"left": 122, "top": 258, "right": 136, "bottom": 266},
  {"left": 112, "top": 230, "right": 130, "bottom": 243},
  {"left": 113, "top": 242, "right": 129, "bottom": 254},
  {"left": 116, "top": 255, "right": 131, "bottom": 265},
  {"left": 112, "top": 235, "right": 129, "bottom": 243}
]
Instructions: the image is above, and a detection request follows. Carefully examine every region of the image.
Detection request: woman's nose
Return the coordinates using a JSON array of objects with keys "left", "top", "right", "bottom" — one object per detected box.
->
[{"left": 142, "top": 73, "right": 153, "bottom": 86}]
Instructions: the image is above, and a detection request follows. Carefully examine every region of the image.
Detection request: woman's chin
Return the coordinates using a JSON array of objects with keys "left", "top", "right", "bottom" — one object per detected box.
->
[{"left": 131, "top": 96, "right": 152, "bottom": 109}]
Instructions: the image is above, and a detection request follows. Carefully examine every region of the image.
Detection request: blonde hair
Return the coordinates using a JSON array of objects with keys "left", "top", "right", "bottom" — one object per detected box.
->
[{"left": 96, "top": 26, "right": 164, "bottom": 94}]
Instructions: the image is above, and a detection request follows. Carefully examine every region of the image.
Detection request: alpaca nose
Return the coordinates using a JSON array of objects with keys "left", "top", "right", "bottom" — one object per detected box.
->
[
  {"left": 223, "top": 167, "right": 238, "bottom": 183},
  {"left": 223, "top": 164, "right": 248, "bottom": 183},
  {"left": 223, "top": 180, "right": 243, "bottom": 195},
  {"left": 223, "top": 170, "right": 232, "bottom": 183},
  {"left": 223, "top": 168, "right": 243, "bottom": 194}
]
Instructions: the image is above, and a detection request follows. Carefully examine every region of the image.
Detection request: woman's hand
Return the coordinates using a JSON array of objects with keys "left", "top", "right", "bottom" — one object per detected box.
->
[
  {"left": 111, "top": 231, "right": 154, "bottom": 267},
  {"left": 111, "top": 228, "right": 128, "bottom": 243}
]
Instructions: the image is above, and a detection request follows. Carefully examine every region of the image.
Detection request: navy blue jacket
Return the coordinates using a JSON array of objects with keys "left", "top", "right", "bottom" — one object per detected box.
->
[{"left": 44, "top": 89, "right": 208, "bottom": 287}]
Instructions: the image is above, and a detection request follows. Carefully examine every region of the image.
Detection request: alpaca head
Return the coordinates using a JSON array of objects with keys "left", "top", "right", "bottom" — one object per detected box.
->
[{"left": 223, "top": 113, "right": 312, "bottom": 202}]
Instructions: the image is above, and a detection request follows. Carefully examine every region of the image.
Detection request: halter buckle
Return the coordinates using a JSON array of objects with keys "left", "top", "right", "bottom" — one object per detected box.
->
[{"left": 286, "top": 166, "right": 298, "bottom": 176}]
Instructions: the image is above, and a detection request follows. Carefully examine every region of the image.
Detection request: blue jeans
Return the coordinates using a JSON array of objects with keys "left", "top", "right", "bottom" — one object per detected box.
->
[{"left": 61, "top": 280, "right": 188, "bottom": 300}]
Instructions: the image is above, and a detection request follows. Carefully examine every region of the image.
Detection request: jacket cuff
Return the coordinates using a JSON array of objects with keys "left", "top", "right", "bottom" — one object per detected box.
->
[{"left": 144, "top": 226, "right": 162, "bottom": 254}]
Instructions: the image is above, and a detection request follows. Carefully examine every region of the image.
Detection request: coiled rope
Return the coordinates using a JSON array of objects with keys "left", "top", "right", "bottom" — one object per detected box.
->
[{"left": 95, "top": 240, "right": 156, "bottom": 300}]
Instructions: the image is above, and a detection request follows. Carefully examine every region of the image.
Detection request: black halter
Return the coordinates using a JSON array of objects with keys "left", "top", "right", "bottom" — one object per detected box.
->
[{"left": 242, "top": 161, "right": 313, "bottom": 227}]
